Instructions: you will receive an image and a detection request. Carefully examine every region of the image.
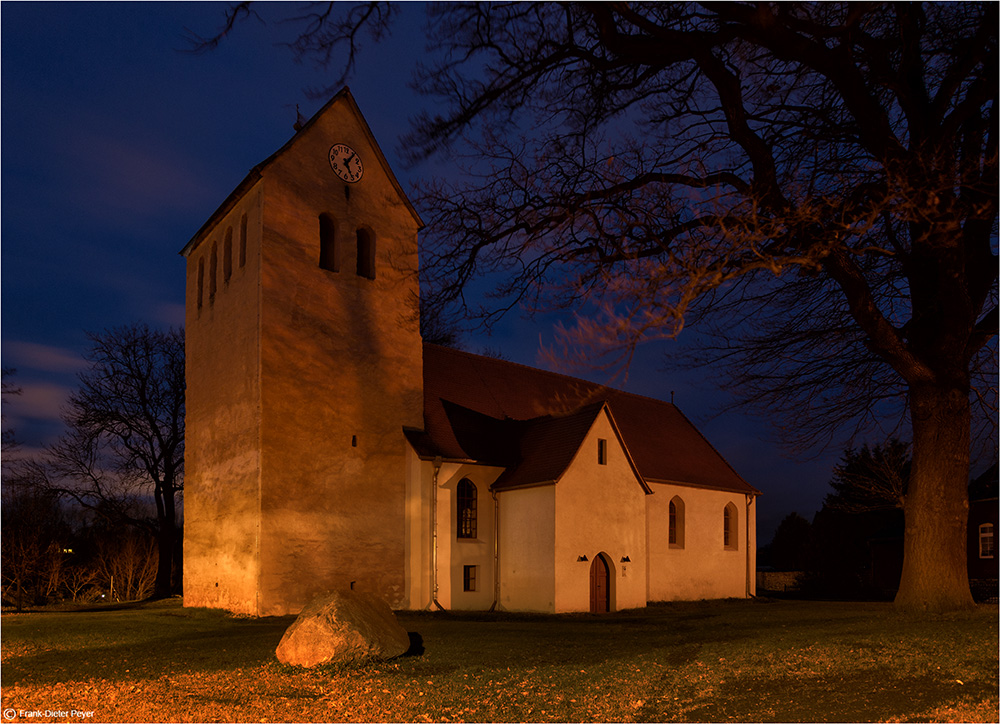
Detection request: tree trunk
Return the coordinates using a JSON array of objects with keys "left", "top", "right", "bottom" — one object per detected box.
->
[{"left": 895, "top": 382, "right": 975, "bottom": 612}]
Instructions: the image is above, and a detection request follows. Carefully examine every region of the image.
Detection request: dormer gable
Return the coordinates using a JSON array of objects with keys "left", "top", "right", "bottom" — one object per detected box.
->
[{"left": 491, "top": 401, "right": 650, "bottom": 494}]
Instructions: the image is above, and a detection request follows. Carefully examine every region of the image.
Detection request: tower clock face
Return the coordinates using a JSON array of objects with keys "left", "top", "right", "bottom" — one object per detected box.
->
[{"left": 329, "top": 144, "right": 364, "bottom": 183}]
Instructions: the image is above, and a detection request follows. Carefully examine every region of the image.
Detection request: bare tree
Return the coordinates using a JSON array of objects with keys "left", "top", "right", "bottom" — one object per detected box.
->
[
  {"left": 92, "top": 531, "right": 158, "bottom": 602},
  {"left": 199, "top": 3, "right": 996, "bottom": 612},
  {"left": 62, "top": 562, "right": 99, "bottom": 603},
  {"left": 30, "top": 323, "right": 184, "bottom": 599},
  {"left": 0, "top": 484, "right": 66, "bottom": 611}
]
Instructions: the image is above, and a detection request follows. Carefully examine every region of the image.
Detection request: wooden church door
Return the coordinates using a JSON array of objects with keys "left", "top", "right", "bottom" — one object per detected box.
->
[{"left": 589, "top": 555, "right": 610, "bottom": 613}]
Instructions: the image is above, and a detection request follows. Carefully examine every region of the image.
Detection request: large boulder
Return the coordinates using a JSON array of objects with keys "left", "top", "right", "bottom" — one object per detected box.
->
[{"left": 275, "top": 589, "right": 410, "bottom": 667}]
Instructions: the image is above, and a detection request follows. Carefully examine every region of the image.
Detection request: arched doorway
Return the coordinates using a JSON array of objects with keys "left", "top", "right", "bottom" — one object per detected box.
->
[{"left": 589, "top": 554, "right": 611, "bottom": 613}]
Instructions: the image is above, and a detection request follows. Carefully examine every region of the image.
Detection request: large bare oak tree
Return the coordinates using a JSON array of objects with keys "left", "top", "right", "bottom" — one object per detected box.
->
[{"left": 204, "top": 2, "right": 997, "bottom": 612}]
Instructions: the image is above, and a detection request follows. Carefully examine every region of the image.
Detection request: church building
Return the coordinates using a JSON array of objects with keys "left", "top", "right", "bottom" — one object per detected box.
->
[{"left": 182, "top": 89, "right": 760, "bottom": 617}]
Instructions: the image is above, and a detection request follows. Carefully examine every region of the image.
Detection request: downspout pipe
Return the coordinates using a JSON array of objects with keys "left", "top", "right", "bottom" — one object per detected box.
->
[
  {"left": 430, "top": 456, "right": 445, "bottom": 611},
  {"left": 489, "top": 488, "right": 500, "bottom": 612},
  {"left": 745, "top": 493, "right": 754, "bottom": 599}
]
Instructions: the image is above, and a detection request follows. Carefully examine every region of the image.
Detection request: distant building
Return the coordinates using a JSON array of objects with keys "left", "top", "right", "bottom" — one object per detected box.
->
[{"left": 181, "top": 89, "right": 759, "bottom": 616}]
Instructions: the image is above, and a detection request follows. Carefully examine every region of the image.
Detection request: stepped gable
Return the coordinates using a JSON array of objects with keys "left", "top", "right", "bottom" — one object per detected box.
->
[{"left": 416, "top": 343, "right": 758, "bottom": 495}]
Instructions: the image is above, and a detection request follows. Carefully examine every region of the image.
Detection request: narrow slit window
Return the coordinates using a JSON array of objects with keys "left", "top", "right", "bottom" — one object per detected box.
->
[
  {"left": 319, "top": 213, "right": 338, "bottom": 272},
  {"left": 597, "top": 438, "right": 608, "bottom": 465},
  {"left": 209, "top": 242, "right": 218, "bottom": 301},
  {"left": 197, "top": 258, "right": 204, "bottom": 309},
  {"left": 356, "top": 228, "right": 375, "bottom": 279},
  {"left": 239, "top": 213, "right": 247, "bottom": 268},
  {"left": 223, "top": 227, "right": 233, "bottom": 282}
]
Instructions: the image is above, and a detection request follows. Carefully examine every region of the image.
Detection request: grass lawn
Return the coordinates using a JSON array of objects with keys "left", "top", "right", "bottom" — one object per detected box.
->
[{"left": 1, "top": 597, "right": 996, "bottom": 723}]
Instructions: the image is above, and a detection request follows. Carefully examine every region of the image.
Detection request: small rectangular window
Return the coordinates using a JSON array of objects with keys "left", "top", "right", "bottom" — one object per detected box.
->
[
  {"left": 980, "top": 524, "right": 995, "bottom": 559},
  {"left": 597, "top": 438, "right": 608, "bottom": 465},
  {"left": 463, "top": 565, "right": 477, "bottom": 592}
]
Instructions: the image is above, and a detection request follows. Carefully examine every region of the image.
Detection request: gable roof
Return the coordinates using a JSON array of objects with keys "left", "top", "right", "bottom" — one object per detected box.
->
[
  {"left": 490, "top": 402, "right": 650, "bottom": 493},
  {"left": 180, "top": 88, "right": 423, "bottom": 258},
  {"left": 410, "top": 343, "right": 759, "bottom": 496}
]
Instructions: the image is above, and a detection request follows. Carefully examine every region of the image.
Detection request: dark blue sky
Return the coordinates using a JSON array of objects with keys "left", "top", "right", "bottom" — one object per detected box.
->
[{"left": 2, "top": 2, "right": 844, "bottom": 543}]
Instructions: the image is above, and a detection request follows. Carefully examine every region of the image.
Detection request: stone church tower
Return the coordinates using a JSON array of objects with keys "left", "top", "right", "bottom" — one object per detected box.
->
[{"left": 182, "top": 90, "right": 424, "bottom": 616}]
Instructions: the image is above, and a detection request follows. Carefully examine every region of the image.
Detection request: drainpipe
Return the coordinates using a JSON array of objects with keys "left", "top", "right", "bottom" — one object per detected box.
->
[
  {"left": 489, "top": 488, "right": 500, "bottom": 612},
  {"left": 745, "top": 493, "right": 754, "bottom": 598},
  {"left": 430, "top": 456, "right": 445, "bottom": 611}
]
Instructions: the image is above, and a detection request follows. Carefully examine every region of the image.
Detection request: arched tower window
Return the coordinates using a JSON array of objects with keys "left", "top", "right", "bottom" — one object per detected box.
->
[
  {"left": 223, "top": 227, "right": 233, "bottom": 283},
  {"left": 197, "top": 258, "right": 205, "bottom": 309},
  {"left": 356, "top": 228, "right": 375, "bottom": 279},
  {"left": 319, "top": 213, "right": 338, "bottom": 272},
  {"left": 209, "top": 241, "right": 218, "bottom": 301},
  {"left": 724, "top": 502, "right": 739, "bottom": 550},
  {"left": 669, "top": 496, "right": 685, "bottom": 549},
  {"left": 457, "top": 478, "right": 477, "bottom": 539},
  {"left": 239, "top": 213, "right": 248, "bottom": 268}
]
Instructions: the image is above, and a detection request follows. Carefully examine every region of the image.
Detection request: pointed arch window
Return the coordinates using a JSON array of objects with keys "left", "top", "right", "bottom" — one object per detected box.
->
[
  {"left": 669, "top": 496, "right": 685, "bottom": 549},
  {"left": 457, "top": 478, "right": 477, "bottom": 539},
  {"left": 356, "top": 228, "right": 375, "bottom": 279},
  {"left": 319, "top": 213, "right": 339, "bottom": 272},
  {"left": 724, "top": 502, "right": 739, "bottom": 550}
]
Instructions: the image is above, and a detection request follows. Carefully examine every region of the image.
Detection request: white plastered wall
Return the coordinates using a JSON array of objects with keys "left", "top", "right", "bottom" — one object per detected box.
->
[
  {"left": 404, "top": 453, "right": 503, "bottom": 611},
  {"left": 646, "top": 482, "right": 756, "bottom": 601},
  {"left": 552, "top": 411, "right": 648, "bottom": 612},
  {"left": 498, "top": 484, "right": 557, "bottom": 612}
]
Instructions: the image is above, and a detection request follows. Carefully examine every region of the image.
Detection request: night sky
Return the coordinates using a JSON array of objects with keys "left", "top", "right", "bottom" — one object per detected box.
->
[{"left": 2, "top": 2, "right": 844, "bottom": 543}]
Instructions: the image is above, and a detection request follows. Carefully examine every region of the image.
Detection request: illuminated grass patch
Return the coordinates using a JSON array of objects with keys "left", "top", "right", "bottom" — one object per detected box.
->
[{"left": 2, "top": 598, "right": 996, "bottom": 722}]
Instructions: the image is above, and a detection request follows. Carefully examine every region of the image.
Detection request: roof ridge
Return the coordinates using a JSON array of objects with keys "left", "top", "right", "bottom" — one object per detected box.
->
[
  {"left": 669, "top": 405, "right": 760, "bottom": 495},
  {"left": 424, "top": 342, "right": 678, "bottom": 410}
]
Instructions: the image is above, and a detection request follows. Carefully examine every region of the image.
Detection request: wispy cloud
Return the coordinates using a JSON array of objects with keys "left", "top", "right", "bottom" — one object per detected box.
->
[
  {"left": 4, "top": 381, "right": 70, "bottom": 423},
  {"left": 3, "top": 341, "right": 87, "bottom": 374},
  {"left": 65, "top": 126, "right": 217, "bottom": 227},
  {"left": 152, "top": 302, "right": 186, "bottom": 328}
]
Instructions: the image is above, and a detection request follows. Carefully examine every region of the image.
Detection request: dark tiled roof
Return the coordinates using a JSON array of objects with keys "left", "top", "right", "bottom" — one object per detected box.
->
[{"left": 413, "top": 344, "right": 759, "bottom": 496}]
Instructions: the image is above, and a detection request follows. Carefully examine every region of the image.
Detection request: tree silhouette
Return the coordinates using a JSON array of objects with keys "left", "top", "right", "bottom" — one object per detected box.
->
[
  {"left": 27, "top": 323, "right": 184, "bottom": 599},
  {"left": 825, "top": 439, "right": 911, "bottom": 514},
  {"left": 200, "top": 3, "right": 997, "bottom": 612}
]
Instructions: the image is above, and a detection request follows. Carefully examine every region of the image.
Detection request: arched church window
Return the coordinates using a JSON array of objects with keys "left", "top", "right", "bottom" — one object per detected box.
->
[
  {"left": 319, "top": 213, "right": 338, "bottom": 272},
  {"left": 669, "top": 496, "right": 685, "bottom": 548},
  {"left": 724, "top": 502, "right": 739, "bottom": 550},
  {"left": 356, "top": 228, "right": 375, "bottom": 279},
  {"left": 457, "top": 478, "right": 477, "bottom": 539},
  {"left": 239, "top": 213, "right": 248, "bottom": 268},
  {"left": 223, "top": 227, "right": 233, "bottom": 283}
]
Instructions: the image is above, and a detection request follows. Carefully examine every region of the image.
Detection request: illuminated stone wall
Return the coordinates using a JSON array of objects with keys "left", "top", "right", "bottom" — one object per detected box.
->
[
  {"left": 183, "top": 187, "right": 264, "bottom": 615},
  {"left": 254, "top": 97, "right": 423, "bottom": 615},
  {"left": 184, "top": 93, "right": 423, "bottom": 616}
]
